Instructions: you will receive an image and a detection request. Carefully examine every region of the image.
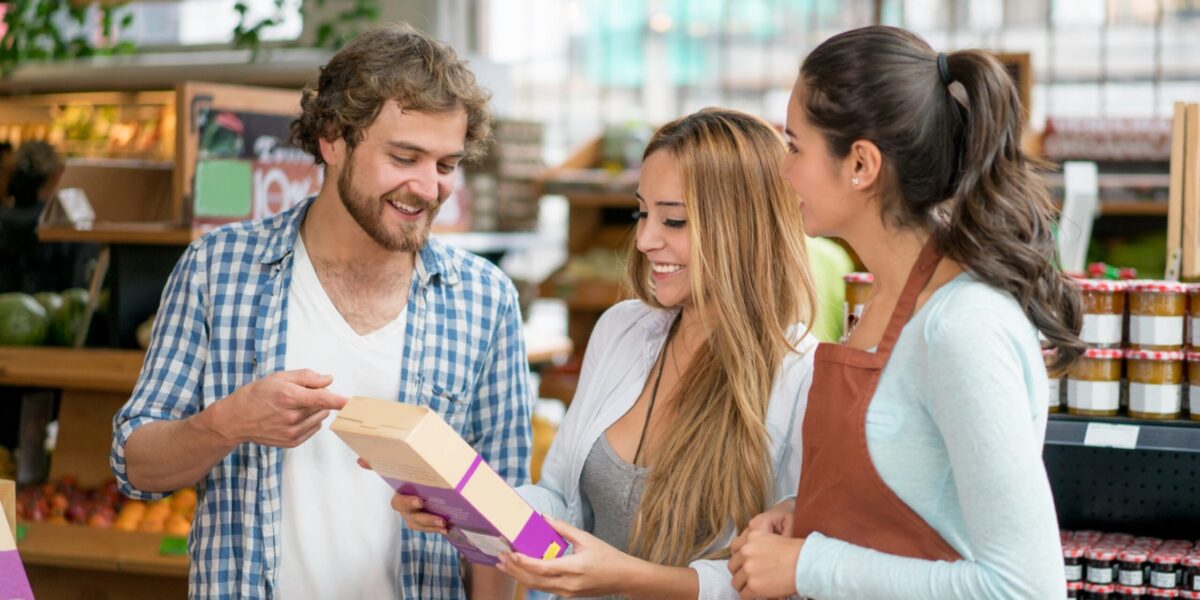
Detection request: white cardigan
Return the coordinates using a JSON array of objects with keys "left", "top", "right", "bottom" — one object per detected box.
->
[{"left": 517, "top": 300, "right": 816, "bottom": 600}]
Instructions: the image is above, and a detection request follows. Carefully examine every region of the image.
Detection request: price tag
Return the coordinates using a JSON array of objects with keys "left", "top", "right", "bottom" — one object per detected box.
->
[
  {"left": 159, "top": 536, "right": 188, "bottom": 556},
  {"left": 1083, "top": 423, "right": 1140, "bottom": 449}
]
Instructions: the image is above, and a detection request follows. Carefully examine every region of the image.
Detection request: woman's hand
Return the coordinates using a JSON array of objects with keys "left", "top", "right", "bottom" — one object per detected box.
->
[
  {"left": 728, "top": 530, "right": 805, "bottom": 600},
  {"left": 356, "top": 457, "right": 447, "bottom": 534},
  {"left": 745, "top": 497, "right": 797, "bottom": 536},
  {"left": 496, "top": 517, "right": 642, "bottom": 598}
]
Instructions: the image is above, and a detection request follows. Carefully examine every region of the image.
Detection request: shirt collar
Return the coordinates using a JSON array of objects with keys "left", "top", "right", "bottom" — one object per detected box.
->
[{"left": 257, "top": 196, "right": 460, "bottom": 286}]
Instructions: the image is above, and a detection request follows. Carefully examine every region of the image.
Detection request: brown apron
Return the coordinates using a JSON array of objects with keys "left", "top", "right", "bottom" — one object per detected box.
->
[{"left": 792, "top": 240, "right": 961, "bottom": 562}]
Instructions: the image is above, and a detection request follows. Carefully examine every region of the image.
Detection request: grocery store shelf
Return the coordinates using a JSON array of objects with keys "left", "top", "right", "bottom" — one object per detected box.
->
[
  {"left": 1050, "top": 201, "right": 1169, "bottom": 216},
  {"left": 1094, "top": 202, "right": 1170, "bottom": 216},
  {"left": 1043, "top": 173, "right": 1171, "bottom": 189},
  {"left": 541, "top": 278, "right": 626, "bottom": 312},
  {"left": 0, "top": 332, "right": 567, "bottom": 395},
  {"left": 39, "top": 224, "right": 195, "bottom": 245},
  {"left": 64, "top": 158, "right": 174, "bottom": 171},
  {"left": 17, "top": 522, "right": 187, "bottom": 577},
  {"left": 1045, "top": 413, "right": 1200, "bottom": 453},
  {"left": 558, "top": 191, "right": 639, "bottom": 208},
  {"left": 0, "top": 348, "right": 145, "bottom": 393},
  {"left": 525, "top": 330, "right": 573, "bottom": 365}
]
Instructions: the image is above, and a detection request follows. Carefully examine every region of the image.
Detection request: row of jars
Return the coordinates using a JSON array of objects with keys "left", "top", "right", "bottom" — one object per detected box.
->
[
  {"left": 1048, "top": 348, "right": 1200, "bottom": 420},
  {"left": 846, "top": 276, "right": 1200, "bottom": 353},
  {"left": 1078, "top": 280, "right": 1199, "bottom": 351},
  {"left": 1062, "top": 530, "right": 1200, "bottom": 599}
]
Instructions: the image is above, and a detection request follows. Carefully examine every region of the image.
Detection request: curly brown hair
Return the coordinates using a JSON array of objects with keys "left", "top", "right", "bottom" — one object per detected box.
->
[{"left": 290, "top": 22, "right": 492, "bottom": 164}]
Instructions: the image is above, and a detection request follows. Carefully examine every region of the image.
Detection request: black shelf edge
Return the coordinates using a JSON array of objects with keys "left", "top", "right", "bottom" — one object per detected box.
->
[{"left": 1046, "top": 413, "right": 1200, "bottom": 453}]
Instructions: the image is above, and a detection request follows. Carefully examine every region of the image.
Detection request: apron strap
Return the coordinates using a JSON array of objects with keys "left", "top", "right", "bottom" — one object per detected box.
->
[{"left": 876, "top": 239, "right": 943, "bottom": 356}]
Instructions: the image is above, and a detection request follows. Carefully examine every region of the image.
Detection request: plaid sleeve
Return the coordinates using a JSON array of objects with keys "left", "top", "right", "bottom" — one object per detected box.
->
[
  {"left": 468, "top": 281, "right": 532, "bottom": 488},
  {"left": 111, "top": 243, "right": 211, "bottom": 500}
]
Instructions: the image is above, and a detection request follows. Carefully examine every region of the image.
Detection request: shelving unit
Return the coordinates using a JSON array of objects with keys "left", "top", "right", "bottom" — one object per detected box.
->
[
  {"left": 1044, "top": 411, "right": 1200, "bottom": 537},
  {"left": 1046, "top": 413, "right": 1200, "bottom": 453},
  {"left": 536, "top": 137, "right": 638, "bottom": 398}
]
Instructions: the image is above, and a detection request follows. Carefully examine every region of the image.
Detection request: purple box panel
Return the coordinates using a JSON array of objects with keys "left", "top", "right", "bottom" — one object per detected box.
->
[
  {"left": 512, "top": 512, "right": 569, "bottom": 559},
  {"left": 381, "top": 476, "right": 569, "bottom": 564},
  {"left": 384, "top": 477, "right": 500, "bottom": 534},
  {"left": 0, "top": 549, "right": 35, "bottom": 599}
]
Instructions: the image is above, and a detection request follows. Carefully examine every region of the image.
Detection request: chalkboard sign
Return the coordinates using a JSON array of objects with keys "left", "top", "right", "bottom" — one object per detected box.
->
[{"left": 176, "top": 82, "right": 323, "bottom": 233}]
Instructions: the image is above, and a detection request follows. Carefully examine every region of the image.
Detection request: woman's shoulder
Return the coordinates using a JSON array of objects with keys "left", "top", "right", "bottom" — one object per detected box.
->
[
  {"left": 586, "top": 299, "right": 675, "bottom": 351},
  {"left": 921, "top": 273, "right": 1039, "bottom": 349}
]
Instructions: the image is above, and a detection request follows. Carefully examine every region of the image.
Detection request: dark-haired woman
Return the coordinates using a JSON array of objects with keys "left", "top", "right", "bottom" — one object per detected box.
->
[{"left": 729, "top": 26, "right": 1076, "bottom": 599}]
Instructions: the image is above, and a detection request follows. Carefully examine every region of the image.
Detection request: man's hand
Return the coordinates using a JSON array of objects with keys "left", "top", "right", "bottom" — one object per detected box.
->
[
  {"left": 213, "top": 369, "right": 348, "bottom": 448},
  {"left": 356, "top": 458, "right": 448, "bottom": 534}
]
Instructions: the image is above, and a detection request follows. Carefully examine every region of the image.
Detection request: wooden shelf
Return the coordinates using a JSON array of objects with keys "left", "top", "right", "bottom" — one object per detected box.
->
[
  {"left": 0, "top": 348, "right": 145, "bottom": 394},
  {"left": 0, "top": 334, "right": 565, "bottom": 396},
  {"left": 560, "top": 190, "right": 638, "bottom": 208},
  {"left": 38, "top": 224, "right": 195, "bottom": 245},
  {"left": 1098, "top": 202, "right": 1170, "bottom": 216},
  {"left": 541, "top": 279, "right": 626, "bottom": 312},
  {"left": 17, "top": 522, "right": 187, "bottom": 577},
  {"left": 1043, "top": 173, "right": 1171, "bottom": 189},
  {"left": 1052, "top": 201, "right": 1169, "bottom": 216}
]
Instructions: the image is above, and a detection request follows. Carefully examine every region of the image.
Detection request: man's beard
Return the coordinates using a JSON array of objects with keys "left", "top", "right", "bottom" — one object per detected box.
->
[{"left": 337, "top": 157, "right": 440, "bottom": 252}]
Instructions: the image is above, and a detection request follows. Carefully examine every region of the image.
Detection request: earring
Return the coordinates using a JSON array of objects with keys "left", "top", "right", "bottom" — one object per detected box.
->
[{"left": 851, "top": 176, "right": 861, "bottom": 185}]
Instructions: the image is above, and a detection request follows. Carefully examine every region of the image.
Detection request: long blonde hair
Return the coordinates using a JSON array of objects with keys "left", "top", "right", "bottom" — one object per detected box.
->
[{"left": 625, "top": 108, "right": 817, "bottom": 566}]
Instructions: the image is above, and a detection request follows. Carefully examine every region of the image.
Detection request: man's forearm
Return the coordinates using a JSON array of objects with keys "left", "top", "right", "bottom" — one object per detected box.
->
[
  {"left": 467, "top": 563, "right": 516, "bottom": 600},
  {"left": 124, "top": 401, "right": 238, "bottom": 493}
]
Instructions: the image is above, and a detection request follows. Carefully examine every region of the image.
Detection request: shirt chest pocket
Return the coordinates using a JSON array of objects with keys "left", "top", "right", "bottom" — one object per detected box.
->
[{"left": 412, "top": 372, "right": 472, "bottom": 435}]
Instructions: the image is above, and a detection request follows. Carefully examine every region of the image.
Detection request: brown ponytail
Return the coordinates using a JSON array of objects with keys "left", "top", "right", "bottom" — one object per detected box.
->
[{"left": 800, "top": 26, "right": 1083, "bottom": 368}]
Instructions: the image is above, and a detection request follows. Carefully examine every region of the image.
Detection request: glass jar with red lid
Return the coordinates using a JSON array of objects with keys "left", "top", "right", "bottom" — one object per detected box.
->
[{"left": 1152, "top": 552, "right": 1184, "bottom": 590}]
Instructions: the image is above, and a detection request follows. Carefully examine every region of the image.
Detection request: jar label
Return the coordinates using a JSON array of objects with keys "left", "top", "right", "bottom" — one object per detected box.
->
[
  {"left": 1130, "top": 315, "right": 1185, "bottom": 347},
  {"left": 1151, "top": 570, "right": 1177, "bottom": 589},
  {"left": 1082, "top": 313, "right": 1123, "bottom": 345},
  {"left": 1048, "top": 379, "right": 1062, "bottom": 410},
  {"left": 1068, "top": 380, "right": 1121, "bottom": 411},
  {"left": 1119, "top": 569, "right": 1145, "bottom": 586},
  {"left": 1087, "top": 564, "right": 1114, "bottom": 584},
  {"left": 1192, "top": 316, "right": 1200, "bottom": 347},
  {"left": 1130, "top": 383, "right": 1182, "bottom": 415},
  {"left": 1065, "top": 564, "right": 1083, "bottom": 581}
]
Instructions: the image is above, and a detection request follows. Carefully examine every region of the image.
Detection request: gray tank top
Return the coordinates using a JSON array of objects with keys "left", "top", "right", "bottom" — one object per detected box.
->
[{"left": 578, "top": 433, "right": 648, "bottom": 600}]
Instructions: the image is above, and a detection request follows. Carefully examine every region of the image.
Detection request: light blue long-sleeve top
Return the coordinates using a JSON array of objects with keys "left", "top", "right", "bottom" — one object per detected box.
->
[
  {"left": 518, "top": 299, "right": 817, "bottom": 600},
  {"left": 793, "top": 273, "right": 1066, "bottom": 599}
]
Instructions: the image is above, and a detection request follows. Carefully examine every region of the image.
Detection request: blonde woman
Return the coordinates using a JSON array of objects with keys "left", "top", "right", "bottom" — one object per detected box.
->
[{"left": 389, "top": 108, "right": 818, "bottom": 599}]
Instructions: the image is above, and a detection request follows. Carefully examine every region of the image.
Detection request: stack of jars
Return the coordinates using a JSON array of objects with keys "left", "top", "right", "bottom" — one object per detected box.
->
[
  {"left": 1061, "top": 530, "right": 1200, "bottom": 598},
  {"left": 1051, "top": 279, "right": 1200, "bottom": 421}
]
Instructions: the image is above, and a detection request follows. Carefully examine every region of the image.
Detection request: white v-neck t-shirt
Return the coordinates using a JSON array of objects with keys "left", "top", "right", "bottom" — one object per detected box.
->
[{"left": 277, "top": 236, "right": 408, "bottom": 599}]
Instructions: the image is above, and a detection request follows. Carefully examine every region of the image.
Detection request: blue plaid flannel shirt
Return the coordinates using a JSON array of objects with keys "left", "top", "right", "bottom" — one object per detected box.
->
[{"left": 111, "top": 198, "right": 533, "bottom": 599}]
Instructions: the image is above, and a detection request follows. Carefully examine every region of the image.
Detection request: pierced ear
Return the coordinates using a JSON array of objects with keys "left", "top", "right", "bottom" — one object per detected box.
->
[
  {"left": 318, "top": 136, "right": 346, "bottom": 167},
  {"left": 849, "top": 139, "right": 883, "bottom": 189}
]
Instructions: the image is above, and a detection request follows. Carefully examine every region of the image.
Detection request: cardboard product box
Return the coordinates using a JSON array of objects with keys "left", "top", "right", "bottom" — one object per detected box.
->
[{"left": 331, "top": 397, "right": 568, "bottom": 566}]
